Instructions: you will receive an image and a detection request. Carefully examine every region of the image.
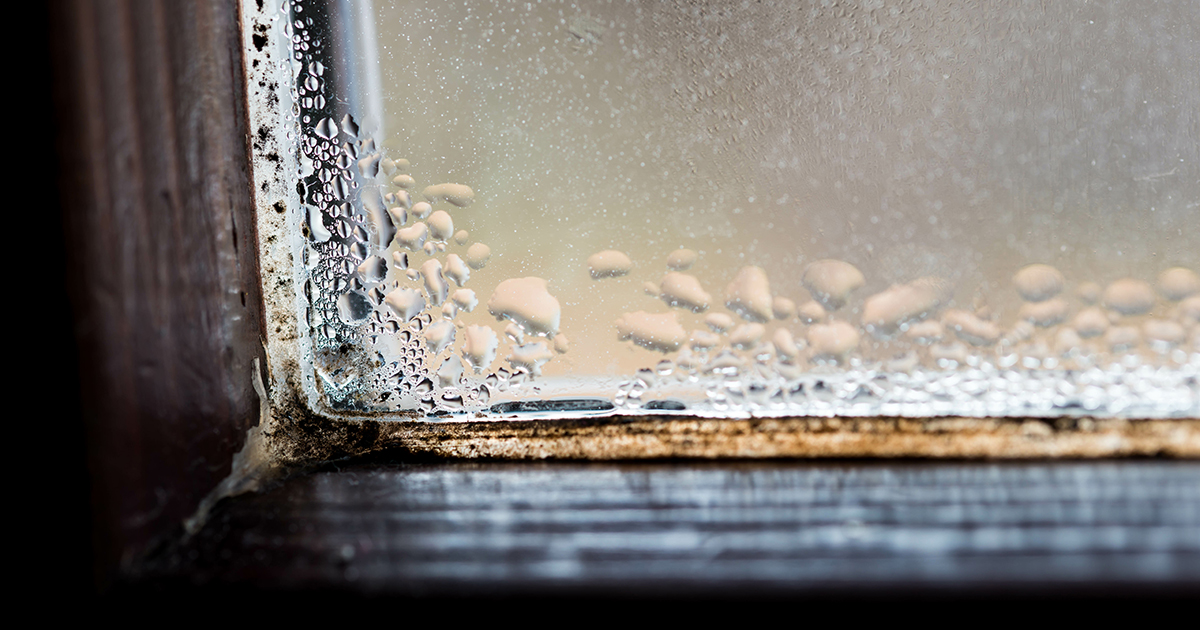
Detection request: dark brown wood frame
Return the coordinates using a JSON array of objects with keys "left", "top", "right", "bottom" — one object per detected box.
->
[{"left": 52, "top": 0, "right": 264, "bottom": 586}]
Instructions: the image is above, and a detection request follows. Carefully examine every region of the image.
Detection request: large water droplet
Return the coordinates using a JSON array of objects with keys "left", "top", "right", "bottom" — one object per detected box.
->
[
  {"left": 314, "top": 116, "right": 338, "bottom": 139},
  {"left": 488, "top": 277, "right": 561, "bottom": 336},
  {"left": 337, "top": 291, "right": 373, "bottom": 323},
  {"left": 357, "top": 256, "right": 388, "bottom": 283},
  {"left": 340, "top": 113, "right": 359, "bottom": 138}
]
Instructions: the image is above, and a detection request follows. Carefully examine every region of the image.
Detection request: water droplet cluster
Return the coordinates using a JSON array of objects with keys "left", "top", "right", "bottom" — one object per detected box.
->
[
  {"left": 279, "top": 1, "right": 1199, "bottom": 420},
  {"left": 601, "top": 256, "right": 1198, "bottom": 418},
  {"left": 282, "top": 1, "right": 576, "bottom": 414}
]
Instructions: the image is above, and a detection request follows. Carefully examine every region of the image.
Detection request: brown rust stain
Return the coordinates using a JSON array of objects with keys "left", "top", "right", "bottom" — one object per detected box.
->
[{"left": 257, "top": 409, "right": 1200, "bottom": 469}]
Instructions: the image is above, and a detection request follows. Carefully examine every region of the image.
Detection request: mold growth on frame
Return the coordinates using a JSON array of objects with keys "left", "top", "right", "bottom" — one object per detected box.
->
[{"left": 244, "top": 0, "right": 1200, "bottom": 427}]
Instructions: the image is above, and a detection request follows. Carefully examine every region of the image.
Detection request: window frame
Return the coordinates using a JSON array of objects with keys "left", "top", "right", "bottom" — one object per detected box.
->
[{"left": 52, "top": 0, "right": 1200, "bottom": 588}]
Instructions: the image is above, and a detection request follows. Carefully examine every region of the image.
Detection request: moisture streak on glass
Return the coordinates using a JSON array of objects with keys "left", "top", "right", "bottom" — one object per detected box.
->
[{"left": 286, "top": 0, "right": 1199, "bottom": 420}]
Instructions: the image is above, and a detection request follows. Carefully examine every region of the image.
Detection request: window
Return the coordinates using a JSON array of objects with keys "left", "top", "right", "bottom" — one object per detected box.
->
[
  {"left": 53, "top": 0, "right": 1199, "bottom": 590},
  {"left": 242, "top": 0, "right": 1199, "bottom": 454}
]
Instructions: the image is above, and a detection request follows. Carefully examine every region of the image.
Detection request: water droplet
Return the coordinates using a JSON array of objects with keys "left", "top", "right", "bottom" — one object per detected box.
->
[
  {"left": 436, "top": 355, "right": 464, "bottom": 387},
  {"left": 904, "top": 319, "right": 944, "bottom": 344},
  {"left": 862, "top": 278, "right": 948, "bottom": 336},
  {"left": 340, "top": 113, "right": 359, "bottom": 138},
  {"left": 427, "top": 210, "right": 454, "bottom": 241},
  {"left": 410, "top": 201, "right": 432, "bottom": 220},
  {"left": 771, "top": 297, "right": 797, "bottom": 321},
  {"left": 337, "top": 291, "right": 373, "bottom": 323},
  {"left": 807, "top": 321, "right": 860, "bottom": 359},
  {"left": 797, "top": 300, "right": 826, "bottom": 324},
  {"left": 802, "top": 259, "right": 864, "bottom": 310},
  {"left": 462, "top": 325, "right": 499, "bottom": 371},
  {"left": 420, "top": 259, "right": 448, "bottom": 306},
  {"left": 383, "top": 288, "right": 425, "bottom": 321},
  {"left": 1018, "top": 298, "right": 1070, "bottom": 328},
  {"left": 944, "top": 309, "right": 1001, "bottom": 346},
  {"left": 725, "top": 266, "right": 773, "bottom": 322},
  {"left": 772, "top": 328, "right": 801, "bottom": 361},
  {"left": 704, "top": 313, "right": 734, "bottom": 333},
  {"left": 1157, "top": 267, "right": 1200, "bottom": 301},
  {"left": 1076, "top": 282, "right": 1102, "bottom": 304},
  {"left": 1073, "top": 307, "right": 1109, "bottom": 338},
  {"left": 314, "top": 117, "right": 338, "bottom": 139},
  {"left": 307, "top": 205, "right": 331, "bottom": 242},
  {"left": 666, "top": 248, "right": 697, "bottom": 271},
  {"left": 1013, "top": 264, "right": 1065, "bottom": 302},
  {"left": 587, "top": 250, "right": 633, "bottom": 279},
  {"left": 395, "top": 222, "right": 428, "bottom": 251},
  {"left": 357, "top": 256, "right": 388, "bottom": 283},
  {"left": 1143, "top": 319, "right": 1185, "bottom": 345},
  {"left": 444, "top": 254, "right": 470, "bottom": 287},
  {"left": 488, "top": 277, "right": 561, "bottom": 336},
  {"left": 421, "top": 183, "right": 475, "bottom": 207},
  {"left": 729, "top": 323, "right": 765, "bottom": 349},
  {"left": 507, "top": 341, "right": 555, "bottom": 375},
  {"left": 465, "top": 243, "right": 491, "bottom": 269},
  {"left": 358, "top": 153, "right": 380, "bottom": 179},
  {"left": 658, "top": 272, "right": 710, "bottom": 312},
  {"left": 424, "top": 320, "right": 456, "bottom": 354},
  {"left": 1103, "top": 279, "right": 1156, "bottom": 315},
  {"left": 1105, "top": 325, "right": 1141, "bottom": 351},
  {"left": 616, "top": 311, "right": 687, "bottom": 353},
  {"left": 452, "top": 288, "right": 478, "bottom": 312}
]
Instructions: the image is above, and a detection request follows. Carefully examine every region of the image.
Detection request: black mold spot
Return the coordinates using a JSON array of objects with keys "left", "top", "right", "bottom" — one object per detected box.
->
[
  {"left": 252, "top": 23, "right": 268, "bottom": 52},
  {"left": 489, "top": 399, "right": 615, "bottom": 415},
  {"left": 643, "top": 399, "right": 687, "bottom": 411}
]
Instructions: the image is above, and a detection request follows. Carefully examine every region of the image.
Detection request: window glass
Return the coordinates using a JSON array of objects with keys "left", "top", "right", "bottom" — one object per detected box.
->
[{"left": 278, "top": 0, "right": 1199, "bottom": 419}]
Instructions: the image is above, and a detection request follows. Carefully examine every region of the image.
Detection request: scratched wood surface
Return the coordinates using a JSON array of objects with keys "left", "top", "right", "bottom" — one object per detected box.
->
[{"left": 137, "top": 460, "right": 1200, "bottom": 599}]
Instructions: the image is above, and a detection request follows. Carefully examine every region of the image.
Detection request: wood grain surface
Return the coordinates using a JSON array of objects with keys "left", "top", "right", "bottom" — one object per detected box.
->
[
  {"left": 139, "top": 460, "right": 1200, "bottom": 599},
  {"left": 52, "top": 0, "right": 263, "bottom": 581}
]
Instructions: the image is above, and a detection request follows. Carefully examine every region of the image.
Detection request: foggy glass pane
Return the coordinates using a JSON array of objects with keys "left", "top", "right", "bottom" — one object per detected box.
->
[{"left": 282, "top": 0, "right": 1199, "bottom": 419}]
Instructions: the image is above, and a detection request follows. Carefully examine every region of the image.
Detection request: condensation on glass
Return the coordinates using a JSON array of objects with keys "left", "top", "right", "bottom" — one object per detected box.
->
[{"left": 271, "top": 0, "right": 1199, "bottom": 421}]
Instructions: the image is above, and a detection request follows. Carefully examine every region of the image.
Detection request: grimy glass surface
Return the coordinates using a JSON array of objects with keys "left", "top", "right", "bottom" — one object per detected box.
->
[{"left": 290, "top": 0, "right": 1199, "bottom": 418}]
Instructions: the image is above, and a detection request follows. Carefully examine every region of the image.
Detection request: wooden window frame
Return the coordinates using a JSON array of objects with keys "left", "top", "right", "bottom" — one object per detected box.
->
[{"left": 51, "top": 0, "right": 1199, "bottom": 589}]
